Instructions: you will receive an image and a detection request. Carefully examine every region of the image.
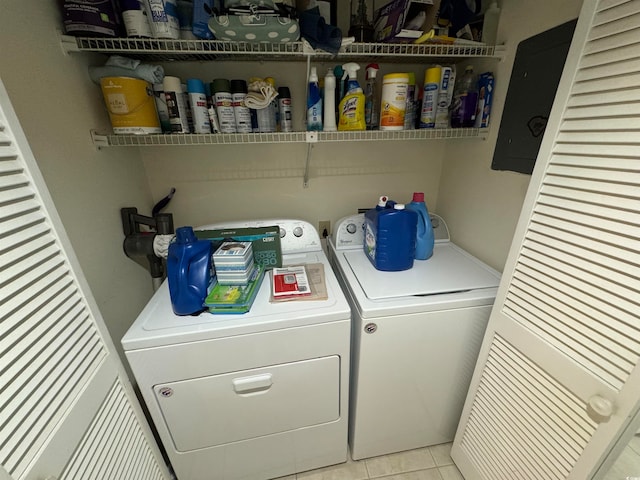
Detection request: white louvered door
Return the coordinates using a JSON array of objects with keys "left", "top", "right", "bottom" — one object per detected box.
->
[
  {"left": 0, "top": 79, "right": 171, "bottom": 480},
  {"left": 452, "top": 0, "right": 640, "bottom": 478}
]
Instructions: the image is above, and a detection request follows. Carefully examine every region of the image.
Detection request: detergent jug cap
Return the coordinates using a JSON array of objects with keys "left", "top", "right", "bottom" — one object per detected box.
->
[
  {"left": 412, "top": 192, "right": 425, "bottom": 202},
  {"left": 175, "top": 226, "right": 197, "bottom": 244},
  {"left": 394, "top": 203, "right": 406, "bottom": 210},
  {"left": 377, "top": 195, "right": 389, "bottom": 207}
]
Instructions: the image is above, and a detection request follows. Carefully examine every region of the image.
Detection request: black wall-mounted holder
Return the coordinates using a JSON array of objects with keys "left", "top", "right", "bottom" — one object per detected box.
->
[{"left": 121, "top": 207, "right": 175, "bottom": 291}]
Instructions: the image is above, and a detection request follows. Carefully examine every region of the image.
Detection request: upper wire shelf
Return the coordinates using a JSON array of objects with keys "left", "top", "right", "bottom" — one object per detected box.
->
[
  {"left": 63, "top": 35, "right": 503, "bottom": 62},
  {"left": 91, "top": 128, "right": 488, "bottom": 147}
]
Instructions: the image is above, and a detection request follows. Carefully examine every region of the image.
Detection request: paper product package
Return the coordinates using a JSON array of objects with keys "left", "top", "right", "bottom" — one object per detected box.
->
[{"left": 373, "top": 0, "right": 442, "bottom": 42}]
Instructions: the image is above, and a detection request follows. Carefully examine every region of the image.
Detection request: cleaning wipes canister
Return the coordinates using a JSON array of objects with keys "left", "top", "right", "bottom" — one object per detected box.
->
[{"left": 380, "top": 73, "right": 409, "bottom": 130}]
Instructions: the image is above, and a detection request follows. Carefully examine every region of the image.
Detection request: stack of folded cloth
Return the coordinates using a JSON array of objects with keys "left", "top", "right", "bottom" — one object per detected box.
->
[{"left": 88, "top": 55, "right": 165, "bottom": 85}]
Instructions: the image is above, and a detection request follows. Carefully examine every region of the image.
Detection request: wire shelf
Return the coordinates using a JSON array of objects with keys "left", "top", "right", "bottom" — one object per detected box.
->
[
  {"left": 67, "top": 36, "right": 501, "bottom": 62},
  {"left": 93, "top": 128, "right": 487, "bottom": 147}
]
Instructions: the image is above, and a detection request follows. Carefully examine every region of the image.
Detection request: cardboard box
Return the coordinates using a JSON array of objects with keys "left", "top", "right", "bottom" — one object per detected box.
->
[
  {"left": 373, "top": 0, "right": 441, "bottom": 42},
  {"left": 475, "top": 72, "right": 495, "bottom": 128},
  {"left": 195, "top": 226, "right": 282, "bottom": 269}
]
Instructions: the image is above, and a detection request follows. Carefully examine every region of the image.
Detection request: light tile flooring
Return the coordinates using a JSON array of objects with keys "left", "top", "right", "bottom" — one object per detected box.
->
[
  {"left": 274, "top": 435, "right": 640, "bottom": 480},
  {"left": 286, "top": 444, "right": 462, "bottom": 480},
  {"left": 603, "top": 434, "right": 640, "bottom": 480}
]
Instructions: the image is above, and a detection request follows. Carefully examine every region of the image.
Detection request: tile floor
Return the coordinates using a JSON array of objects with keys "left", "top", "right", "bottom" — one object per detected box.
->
[
  {"left": 276, "top": 435, "right": 640, "bottom": 480},
  {"left": 604, "top": 435, "right": 640, "bottom": 480},
  {"left": 285, "top": 444, "right": 462, "bottom": 480}
]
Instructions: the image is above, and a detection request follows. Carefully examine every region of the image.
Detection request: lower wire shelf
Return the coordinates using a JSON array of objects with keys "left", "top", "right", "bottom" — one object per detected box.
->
[{"left": 91, "top": 128, "right": 488, "bottom": 147}]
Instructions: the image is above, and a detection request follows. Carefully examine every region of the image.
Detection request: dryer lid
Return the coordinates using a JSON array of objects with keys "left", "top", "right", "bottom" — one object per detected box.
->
[{"left": 343, "top": 243, "right": 501, "bottom": 300}]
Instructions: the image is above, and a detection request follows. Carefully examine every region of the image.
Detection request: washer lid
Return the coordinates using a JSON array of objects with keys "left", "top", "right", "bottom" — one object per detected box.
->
[{"left": 344, "top": 243, "right": 501, "bottom": 300}]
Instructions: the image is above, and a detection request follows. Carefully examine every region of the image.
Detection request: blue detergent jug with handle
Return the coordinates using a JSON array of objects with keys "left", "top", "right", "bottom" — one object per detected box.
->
[
  {"left": 364, "top": 200, "right": 417, "bottom": 271},
  {"left": 405, "top": 192, "right": 435, "bottom": 260},
  {"left": 167, "top": 226, "right": 212, "bottom": 315}
]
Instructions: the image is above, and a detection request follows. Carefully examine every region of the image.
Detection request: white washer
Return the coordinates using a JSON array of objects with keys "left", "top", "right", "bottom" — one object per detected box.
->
[
  {"left": 122, "top": 219, "right": 351, "bottom": 480},
  {"left": 328, "top": 213, "right": 501, "bottom": 461}
]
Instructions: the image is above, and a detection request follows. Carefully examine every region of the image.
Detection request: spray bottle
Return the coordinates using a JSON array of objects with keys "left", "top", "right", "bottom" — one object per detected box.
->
[
  {"left": 338, "top": 62, "right": 366, "bottom": 131},
  {"left": 307, "top": 66, "right": 323, "bottom": 131},
  {"left": 365, "top": 63, "right": 380, "bottom": 130}
]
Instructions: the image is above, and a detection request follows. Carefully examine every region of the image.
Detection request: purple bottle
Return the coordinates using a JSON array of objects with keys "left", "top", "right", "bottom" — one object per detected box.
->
[{"left": 450, "top": 66, "right": 479, "bottom": 128}]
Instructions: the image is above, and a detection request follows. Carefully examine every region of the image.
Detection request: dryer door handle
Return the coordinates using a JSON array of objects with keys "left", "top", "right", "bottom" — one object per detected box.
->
[{"left": 232, "top": 373, "right": 273, "bottom": 395}]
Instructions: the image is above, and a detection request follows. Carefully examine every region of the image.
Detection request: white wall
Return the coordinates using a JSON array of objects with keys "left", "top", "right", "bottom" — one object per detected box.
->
[
  {"left": 437, "top": 0, "right": 584, "bottom": 271},
  {"left": 142, "top": 60, "right": 446, "bottom": 231},
  {"left": 0, "top": 1, "right": 156, "bottom": 362}
]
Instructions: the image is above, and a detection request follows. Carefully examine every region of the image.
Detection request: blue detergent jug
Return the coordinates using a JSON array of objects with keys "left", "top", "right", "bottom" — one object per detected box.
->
[
  {"left": 364, "top": 202, "right": 417, "bottom": 271},
  {"left": 167, "top": 226, "right": 212, "bottom": 315},
  {"left": 405, "top": 192, "right": 435, "bottom": 260}
]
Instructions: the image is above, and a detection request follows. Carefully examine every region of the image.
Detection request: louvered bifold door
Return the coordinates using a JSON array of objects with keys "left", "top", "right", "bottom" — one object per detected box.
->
[
  {"left": 0, "top": 79, "right": 170, "bottom": 480},
  {"left": 451, "top": 1, "right": 640, "bottom": 479}
]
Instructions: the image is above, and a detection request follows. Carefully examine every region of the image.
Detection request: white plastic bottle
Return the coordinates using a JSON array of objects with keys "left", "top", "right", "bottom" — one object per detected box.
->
[
  {"left": 323, "top": 69, "right": 337, "bottom": 132},
  {"left": 482, "top": 1, "right": 500, "bottom": 45},
  {"left": 144, "top": 0, "right": 180, "bottom": 39}
]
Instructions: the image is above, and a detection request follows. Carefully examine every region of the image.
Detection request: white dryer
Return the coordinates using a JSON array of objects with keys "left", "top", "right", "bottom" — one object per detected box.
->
[
  {"left": 328, "top": 213, "right": 501, "bottom": 461},
  {"left": 122, "top": 219, "right": 351, "bottom": 480}
]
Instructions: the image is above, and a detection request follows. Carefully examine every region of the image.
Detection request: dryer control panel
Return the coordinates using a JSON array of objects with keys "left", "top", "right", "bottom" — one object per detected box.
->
[{"left": 197, "top": 219, "right": 322, "bottom": 254}]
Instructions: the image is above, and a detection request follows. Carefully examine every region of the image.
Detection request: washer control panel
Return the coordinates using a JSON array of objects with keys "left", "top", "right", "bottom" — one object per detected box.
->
[
  {"left": 332, "top": 212, "right": 450, "bottom": 251},
  {"left": 197, "top": 219, "right": 321, "bottom": 254},
  {"left": 333, "top": 214, "right": 366, "bottom": 250}
]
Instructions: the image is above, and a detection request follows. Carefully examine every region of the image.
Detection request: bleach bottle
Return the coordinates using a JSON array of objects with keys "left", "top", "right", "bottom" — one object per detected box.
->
[
  {"left": 167, "top": 226, "right": 212, "bottom": 315},
  {"left": 364, "top": 201, "right": 417, "bottom": 271},
  {"left": 405, "top": 192, "right": 434, "bottom": 260}
]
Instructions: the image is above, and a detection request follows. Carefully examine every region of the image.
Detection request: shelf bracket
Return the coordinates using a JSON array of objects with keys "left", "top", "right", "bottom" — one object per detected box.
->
[
  {"left": 91, "top": 130, "right": 110, "bottom": 149},
  {"left": 303, "top": 143, "right": 313, "bottom": 188},
  {"left": 60, "top": 33, "right": 80, "bottom": 56},
  {"left": 493, "top": 44, "right": 507, "bottom": 61}
]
